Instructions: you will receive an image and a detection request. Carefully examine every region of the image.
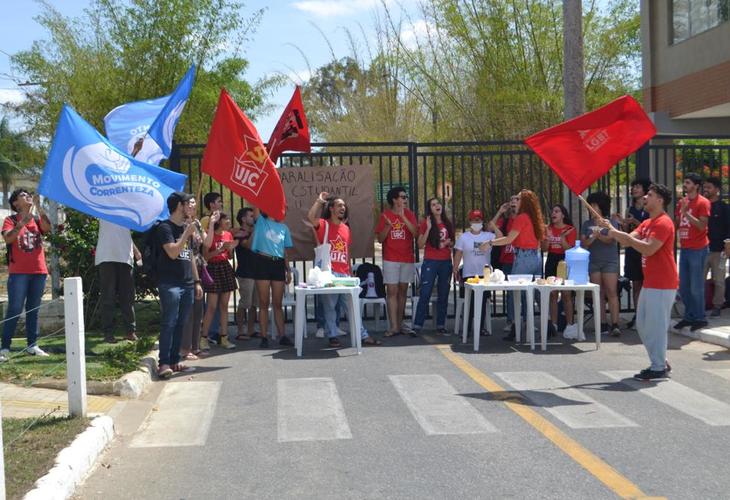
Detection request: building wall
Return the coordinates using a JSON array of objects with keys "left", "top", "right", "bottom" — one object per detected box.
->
[{"left": 642, "top": 0, "right": 730, "bottom": 119}]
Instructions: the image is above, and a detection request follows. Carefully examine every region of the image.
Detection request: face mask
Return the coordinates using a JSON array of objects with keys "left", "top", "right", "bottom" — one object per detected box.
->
[{"left": 470, "top": 223, "right": 483, "bottom": 232}]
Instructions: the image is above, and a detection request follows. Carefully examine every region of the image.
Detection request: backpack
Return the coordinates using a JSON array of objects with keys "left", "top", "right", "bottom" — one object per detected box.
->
[
  {"left": 141, "top": 220, "right": 163, "bottom": 281},
  {"left": 5, "top": 214, "right": 41, "bottom": 265},
  {"left": 355, "top": 262, "right": 386, "bottom": 298}
]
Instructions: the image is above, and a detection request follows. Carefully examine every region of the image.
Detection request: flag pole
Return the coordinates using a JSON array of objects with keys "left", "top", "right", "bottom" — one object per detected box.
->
[{"left": 577, "top": 194, "right": 604, "bottom": 220}]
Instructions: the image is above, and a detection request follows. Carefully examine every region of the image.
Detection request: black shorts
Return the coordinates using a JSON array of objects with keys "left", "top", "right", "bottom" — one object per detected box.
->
[
  {"left": 624, "top": 247, "right": 644, "bottom": 281},
  {"left": 544, "top": 253, "right": 564, "bottom": 278},
  {"left": 251, "top": 253, "right": 286, "bottom": 282}
]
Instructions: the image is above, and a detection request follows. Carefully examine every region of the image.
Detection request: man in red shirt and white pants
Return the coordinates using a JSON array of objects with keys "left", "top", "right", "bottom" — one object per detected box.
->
[
  {"left": 674, "top": 173, "right": 711, "bottom": 332},
  {"left": 599, "top": 184, "right": 678, "bottom": 381}
]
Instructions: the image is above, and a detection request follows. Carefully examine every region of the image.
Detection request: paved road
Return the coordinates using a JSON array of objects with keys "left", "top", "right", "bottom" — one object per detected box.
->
[{"left": 76, "top": 324, "right": 730, "bottom": 499}]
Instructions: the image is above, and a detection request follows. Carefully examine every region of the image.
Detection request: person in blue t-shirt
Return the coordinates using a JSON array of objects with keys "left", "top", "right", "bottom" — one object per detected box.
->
[{"left": 248, "top": 208, "right": 293, "bottom": 348}]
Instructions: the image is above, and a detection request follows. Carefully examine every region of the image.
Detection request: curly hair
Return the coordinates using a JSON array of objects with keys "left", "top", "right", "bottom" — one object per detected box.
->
[{"left": 517, "top": 190, "right": 544, "bottom": 241}]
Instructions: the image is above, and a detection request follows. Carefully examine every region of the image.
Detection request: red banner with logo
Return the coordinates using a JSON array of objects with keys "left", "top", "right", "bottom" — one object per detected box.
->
[
  {"left": 266, "top": 86, "right": 311, "bottom": 164},
  {"left": 201, "top": 89, "right": 286, "bottom": 220},
  {"left": 525, "top": 95, "right": 656, "bottom": 195}
]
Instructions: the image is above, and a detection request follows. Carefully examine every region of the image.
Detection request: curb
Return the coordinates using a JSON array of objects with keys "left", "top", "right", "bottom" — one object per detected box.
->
[
  {"left": 23, "top": 416, "right": 115, "bottom": 500},
  {"left": 673, "top": 327, "right": 730, "bottom": 348}
]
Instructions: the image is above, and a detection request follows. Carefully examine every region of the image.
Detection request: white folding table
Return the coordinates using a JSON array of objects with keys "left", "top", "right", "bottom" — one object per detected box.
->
[
  {"left": 462, "top": 282, "right": 535, "bottom": 352},
  {"left": 532, "top": 282, "right": 602, "bottom": 351},
  {"left": 294, "top": 285, "right": 363, "bottom": 357}
]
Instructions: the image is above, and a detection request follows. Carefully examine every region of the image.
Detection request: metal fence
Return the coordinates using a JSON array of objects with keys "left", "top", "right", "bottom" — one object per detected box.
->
[{"left": 171, "top": 137, "right": 730, "bottom": 319}]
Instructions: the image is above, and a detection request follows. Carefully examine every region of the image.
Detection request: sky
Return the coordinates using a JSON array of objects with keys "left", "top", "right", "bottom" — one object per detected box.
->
[{"left": 0, "top": 0, "right": 420, "bottom": 140}]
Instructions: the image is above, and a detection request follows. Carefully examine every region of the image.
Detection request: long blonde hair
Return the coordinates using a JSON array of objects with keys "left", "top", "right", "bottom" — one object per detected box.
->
[{"left": 518, "top": 190, "right": 545, "bottom": 241}]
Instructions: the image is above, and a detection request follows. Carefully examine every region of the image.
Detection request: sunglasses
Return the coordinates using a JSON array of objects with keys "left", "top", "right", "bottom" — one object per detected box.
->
[{"left": 398, "top": 194, "right": 409, "bottom": 199}]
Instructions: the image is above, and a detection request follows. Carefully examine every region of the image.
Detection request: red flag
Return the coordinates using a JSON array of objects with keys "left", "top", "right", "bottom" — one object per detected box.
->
[
  {"left": 201, "top": 89, "right": 286, "bottom": 220},
  {"left": 266, "top": 86, "right": 311, "bottom": 163},
  {"left": 525, "top": 95, "right": 656, "bottom": 194}
]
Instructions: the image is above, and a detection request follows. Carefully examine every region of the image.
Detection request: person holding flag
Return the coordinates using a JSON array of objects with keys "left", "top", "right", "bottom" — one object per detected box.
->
[{"left": 597, "top": 184, "right": 677, "bottom": 381}]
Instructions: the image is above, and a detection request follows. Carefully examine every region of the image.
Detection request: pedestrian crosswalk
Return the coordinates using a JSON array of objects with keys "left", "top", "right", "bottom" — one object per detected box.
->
[{"left": 131, "top": 368, "right": 730, "bottom": 447}]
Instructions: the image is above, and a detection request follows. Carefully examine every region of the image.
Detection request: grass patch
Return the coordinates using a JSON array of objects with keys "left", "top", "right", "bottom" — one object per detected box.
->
[
  {"left": 0, "top": 300, "right": 159, "bottom": 384},
  {"left": 3, "top": 415, "right": 90, "bottom": 500}
]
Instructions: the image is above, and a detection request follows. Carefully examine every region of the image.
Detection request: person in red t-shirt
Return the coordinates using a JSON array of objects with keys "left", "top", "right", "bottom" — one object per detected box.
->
[
  {"left": 1, "top": 189, "right": 52, "bottom": 361},
  {"left": 414, "top": 197, "right": 455, "bottom": 335},
  {"left": 308, "top": 192, "right": 381, "bottom": 347},
  {"left": 487, "top": 189, "right": 545, "bottom": 341},
  {"left": 673, "top": 172, "right": 711, "bottom": 331},
  {"left": 375, "top": 186, "right": 418, "bottom": 337},
  {"left": 599, "top": 183, "right": 677, "bottom": 381},
  {"left": 490, "top": 195, "right": 519, "bottom": 330},
  {"left": 201, "top": 212, "right": 239, "bottom": 350},
  {"left": 541, "top": 204, "right": 577, "bottom": 338}
]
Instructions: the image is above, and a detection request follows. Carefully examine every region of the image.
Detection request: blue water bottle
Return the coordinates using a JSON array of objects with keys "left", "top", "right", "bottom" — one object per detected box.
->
[{"left": 565, "top": 241, "right": 590, "bottom": 285}]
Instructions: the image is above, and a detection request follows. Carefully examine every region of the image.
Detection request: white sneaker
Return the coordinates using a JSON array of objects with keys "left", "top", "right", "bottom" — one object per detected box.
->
[
  {"left": 28, "top": 345, "right": 49, "bottom": 357},
  {"left": 503, "top": 321, "right": 513, "bottom": 333},
  {"left": 563, "top": 324, "right": 578, "bottom": 340},
  {"left": 315, "top": 328, "right": 325, "bottom": 338},
  {"left": 337, "top": 328, "right": 348, "bottom": 337},
  {"left": 0, "top": 348, "right": 9, "bottom": 362}
]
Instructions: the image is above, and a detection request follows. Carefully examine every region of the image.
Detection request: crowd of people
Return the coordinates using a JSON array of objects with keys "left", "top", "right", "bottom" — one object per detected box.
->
[{"left": 0, "top": 173, "right": 727, "bottom": 382}]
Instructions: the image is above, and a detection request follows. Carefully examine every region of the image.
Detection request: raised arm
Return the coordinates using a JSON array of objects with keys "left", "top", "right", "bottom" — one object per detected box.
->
[{"left": 308, "top": 192, "right": 328, "bottom": 229}]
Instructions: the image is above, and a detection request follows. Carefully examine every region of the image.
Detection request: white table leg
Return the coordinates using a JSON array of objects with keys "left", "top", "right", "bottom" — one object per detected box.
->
[
  {"left": 473, "top": 290, "right": 483, "bottom": 352},
  {"left": 295, "top": 291, "right": 305, "bottom": 357},
  {"left": 540, "top": 288, "right": 549, "bottom": 351},
  {"left": 462, "top": 287, "right": 472, "bottom": 344},
  {"left": 526, "top": 287, "right": 535, "bottom": 349},
  {"left": 514, "top": 290, "right": 522, "bottom": 342},
  {"left": 349, "top": 290, "right": 362, "bottom": 354},
  {"left": 592, "top": 287, "right": 601, "bottom": 349},
  {"left": 486, "top": 295, "right": 492, "bottom": 336},
  {"left": 575, "top": 290, "right": 585, "bottom": 341}
]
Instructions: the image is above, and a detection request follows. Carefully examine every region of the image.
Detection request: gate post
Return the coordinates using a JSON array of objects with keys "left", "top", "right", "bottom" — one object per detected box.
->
[{"left": 64, "top": 277, "right": 87, "bottom": 418}]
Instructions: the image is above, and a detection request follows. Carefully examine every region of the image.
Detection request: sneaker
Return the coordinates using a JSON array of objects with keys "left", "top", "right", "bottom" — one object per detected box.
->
[
  {"left": 28, "top": 345, "right": 49, "bottom": 357},
  {"left": 633, "top": 368, "right": 667, "bottom": 381},
  {"left": 626, "top": 315, "right": 636, "bottom": 329},
  {"left": 503, "top": 323, "right": 516, "bottom": 341},
  {"left": 690, "top": 320, "right": 709, "bottom": 332},
  {"left": 0, "top": 348, "right": 9, "bottom": 362},
  {"left": 208, "top": 337, "right": 219, "bottom": 345},
  {"left": 199, "top": 337, "right": 210, "bottom": 351},
  {"left": 315, "top": 327, "right": 325, "bottom": 338},
  {"left": 158, "top": 365, "right": 173, "bottom": 379},
  {"left": 502, "top": 321, "right": 513, "bottom": 333},
  {"left": 665, "top": 360, "right": 672, "bottom": 373},
  {"left": 400, "top": 324, "right": 416, "bottom": 335},
  {"left": 219, "top": 336, "right": 236, "bottom": 349},
  {"left": 259, "top": 337, "right": 269, "bottom": 348},
  {"left": 673, "top": 320, "right": 692, "bottom": 330},
  {"left": 279, "top": 336, "right": 293, "bottom": 346},
  {"left": 337, "top": 328, "right": 348, "bottom": 337},
  {"left": 609, "top": 324, "right": 621, "bottom": 337},
  {"left": 437, "top": 327, "right": 450, "bottom": 336},
  {"left": 711, "top": 307, "right": 722, "bottom": 317},
  {"left": 563, "top": 323, "right": 579, "bottom": 340}
]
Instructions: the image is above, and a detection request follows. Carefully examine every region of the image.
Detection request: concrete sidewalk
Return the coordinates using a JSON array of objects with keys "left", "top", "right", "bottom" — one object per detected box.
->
[
  {"left": 673, "top": 314, "right": 730, "bottom": 348},
  {"left": 1, "top": 382, "right": 121, "bottom": 419}
]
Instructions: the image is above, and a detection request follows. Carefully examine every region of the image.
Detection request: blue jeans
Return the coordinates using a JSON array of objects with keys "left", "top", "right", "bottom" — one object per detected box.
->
[
  {"left": 158, "top": 283, "right": 195, "bottom": 366},
  {"left": 501, "top": 263, "right": 514, "bottom": 322},
  {"left": 1, "top": 274, "right": 47, "bottom": 350},
  {"left": 414, "top": 259, "right": 453, "bottom": 329},
  {"left": 316, "top": 295, "right": 340, "bottom": 329},
  {"left": 321, "top": 272, "right": 367, "bottom": 339},
  {"left": 512, "top": 249, "right": 542, "bottom": 320},
  {"left": 679, "top": 246, "right": 709, "bottom": 322}
]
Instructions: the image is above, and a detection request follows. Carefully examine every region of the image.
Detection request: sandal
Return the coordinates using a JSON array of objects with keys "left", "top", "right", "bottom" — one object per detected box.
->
[
  {"left": 184, "top": 352, "right": 199, "bottom": 361},
  {"left": 158, "top": 365, "right": 173, "bottom": 379},
  {"left": 362, "top": 337, "right": 382, "bottom": 346},
  {"left": 172, "top": 363, "right": 195, "bottom": 373},
  {"left": 383, "top": 330, "right": 402, "bottom": 338},
  {"left": 235, "top": 333, "right": 251, "bottom": 341},
  {"left": 328, "top": 338, "right": 342, "bottom": 348}
]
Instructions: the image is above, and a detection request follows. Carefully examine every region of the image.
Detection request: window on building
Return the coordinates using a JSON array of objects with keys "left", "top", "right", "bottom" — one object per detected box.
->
[{"left": 672, "top": 0, "right": 730, "bottom": 43}]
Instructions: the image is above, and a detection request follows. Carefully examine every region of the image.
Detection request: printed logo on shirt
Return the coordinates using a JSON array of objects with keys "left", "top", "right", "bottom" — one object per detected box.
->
[
  {"left": 390, "top": 219, "right": 406, "bottom": 240},
  {"left": 179, "top": 240, "right": 192, "bottom": 261},
  {"left": 330, "top": 235, "right": 349, "bottom": 265},
  {"left": 18, "top": 228, "right": 41, "bottom": 254},
  {"left": 471, "top": 240, "right": 485, "bottom": 255},
  {"left": 265, "top": 228, "right": 284, "bottom": 244},
  {"left": 678, "top": 208, "right": 692, "bottom": 240}
]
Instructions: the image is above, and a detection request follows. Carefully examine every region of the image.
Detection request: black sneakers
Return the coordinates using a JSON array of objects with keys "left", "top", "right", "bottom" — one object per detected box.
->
[
  {"left": 673, "top": 320, "right": 692, "bottom": 330},
  {"left": 690, "top": 320, "right": 709, "bottom": 332},
  {"left": 633, "top": 368, "right": 668, "bottom": 381},
  {"left": 259, "top": 337, "right": 269, "bottom": 348}
]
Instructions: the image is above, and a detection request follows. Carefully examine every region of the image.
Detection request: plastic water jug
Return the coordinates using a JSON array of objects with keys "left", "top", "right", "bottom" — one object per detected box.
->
[{"left": 565, "top": 241, "right": 590, "bottom": 285}]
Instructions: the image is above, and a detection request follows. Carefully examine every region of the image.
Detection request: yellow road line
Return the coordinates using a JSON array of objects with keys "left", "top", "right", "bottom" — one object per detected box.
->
[{"left": 436, "top": 346, "right": 665, "bottom": 500}]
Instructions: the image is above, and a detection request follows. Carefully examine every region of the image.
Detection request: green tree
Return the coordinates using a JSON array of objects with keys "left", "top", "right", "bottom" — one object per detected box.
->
[
  {"left": 0, "top": 117, "right": 43, "bottom": 207},
  {"left": 8, "top": 0, "right": 276, "bottom": 149}
]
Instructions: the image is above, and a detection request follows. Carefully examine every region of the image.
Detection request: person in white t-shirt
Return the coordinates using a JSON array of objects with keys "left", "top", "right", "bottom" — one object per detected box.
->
[
  {"left": 95, "top": 220, "right": 141, "bottom": 343},
  {"left": 453, "top": 209, "right": 501, "bottom": 336}
]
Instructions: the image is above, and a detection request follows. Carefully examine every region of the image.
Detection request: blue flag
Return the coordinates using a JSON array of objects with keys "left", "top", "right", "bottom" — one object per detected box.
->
[
  {"left": 39, "top": 105, "right": 188, "bottom": 232},
  {"left": 103, "top": 64, "right": 195, "bottom": 164}
]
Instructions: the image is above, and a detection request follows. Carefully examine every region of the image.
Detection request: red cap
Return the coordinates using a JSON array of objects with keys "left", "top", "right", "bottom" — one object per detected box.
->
[{"left": 467, "top": 209, "right": 483, "bottom": 221}]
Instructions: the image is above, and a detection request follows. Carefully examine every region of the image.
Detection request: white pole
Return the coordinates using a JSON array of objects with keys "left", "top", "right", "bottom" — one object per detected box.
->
[
  {"left": 64, "top": 277, "right": 87, "bottom": 417},
  {"left": 0, "top": 399, "right": 5, "bottom": 500}
]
